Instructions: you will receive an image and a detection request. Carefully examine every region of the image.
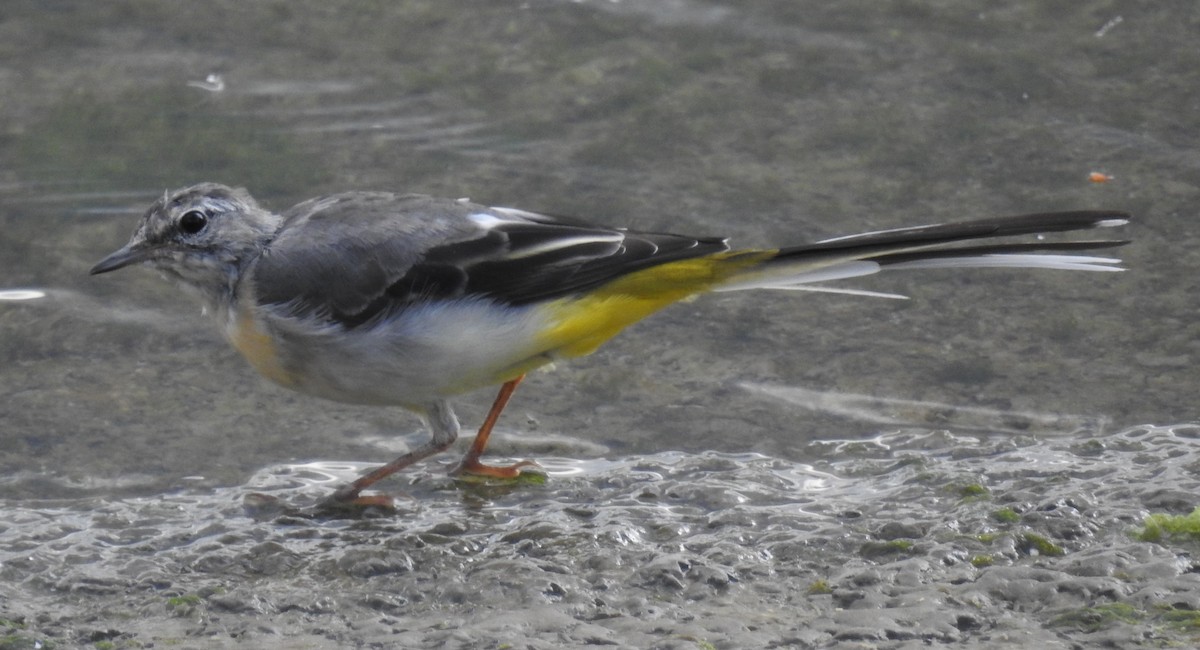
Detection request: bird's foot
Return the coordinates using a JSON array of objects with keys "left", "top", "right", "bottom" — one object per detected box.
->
[{"left": 451, "top": 458, "right": 545, "bottom": 483}]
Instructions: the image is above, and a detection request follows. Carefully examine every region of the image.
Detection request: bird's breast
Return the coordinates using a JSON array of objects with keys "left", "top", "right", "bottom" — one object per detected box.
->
[{"left": 225, "top": 301, "right": 297, "bottom": 388}]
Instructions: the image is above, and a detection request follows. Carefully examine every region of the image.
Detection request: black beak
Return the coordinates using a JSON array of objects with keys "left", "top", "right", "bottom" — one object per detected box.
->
[{"left": 90, "top": 242, "right": 153, "bottom": 275}]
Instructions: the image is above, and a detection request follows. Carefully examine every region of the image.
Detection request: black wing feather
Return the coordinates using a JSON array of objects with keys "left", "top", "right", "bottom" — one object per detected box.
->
[
  {"left": 460, "top": 224, "right": 726, "bottom": 307},
  {"left": 254, "top": 193, "right": 728, "bottom": 329}
]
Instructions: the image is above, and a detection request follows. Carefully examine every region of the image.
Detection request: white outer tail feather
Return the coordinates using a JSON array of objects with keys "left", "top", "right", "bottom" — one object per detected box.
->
[{"left": 716, "top": 253, "right": 1124, "bottom": 298}]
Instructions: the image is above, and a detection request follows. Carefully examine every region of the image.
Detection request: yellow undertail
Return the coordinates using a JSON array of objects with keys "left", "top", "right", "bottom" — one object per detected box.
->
[{"left": 536, "top": 249, "right": 774, "bottom": 358}]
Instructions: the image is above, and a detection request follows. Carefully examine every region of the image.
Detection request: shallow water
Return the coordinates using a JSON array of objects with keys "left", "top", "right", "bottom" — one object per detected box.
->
[
  {"left": 2, "top": 1, "right": 1199, "bottom": 648},
  {"left": 4, "top": 427, "right": 1199, "bottom": 647}
]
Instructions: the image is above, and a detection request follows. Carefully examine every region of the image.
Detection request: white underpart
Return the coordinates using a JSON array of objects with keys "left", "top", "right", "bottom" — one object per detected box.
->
[{"left": 263, "top": 297, "right": 551, "bottom": 406}]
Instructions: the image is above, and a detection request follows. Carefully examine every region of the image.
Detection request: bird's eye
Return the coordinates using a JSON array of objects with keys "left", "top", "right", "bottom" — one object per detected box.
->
[{"left": 179, "top": 210, "right": 209, "bottom": 235}]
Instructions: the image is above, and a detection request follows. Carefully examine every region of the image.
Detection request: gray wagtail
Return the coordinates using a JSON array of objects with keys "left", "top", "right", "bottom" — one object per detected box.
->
[{"left": 90, "top": 183, "right": 1130, "bottom": 507}]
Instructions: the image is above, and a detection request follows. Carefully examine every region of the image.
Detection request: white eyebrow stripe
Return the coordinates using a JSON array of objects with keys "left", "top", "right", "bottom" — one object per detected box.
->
[{"left": 501, "top": 233, "right": 626, "bottom": 260}]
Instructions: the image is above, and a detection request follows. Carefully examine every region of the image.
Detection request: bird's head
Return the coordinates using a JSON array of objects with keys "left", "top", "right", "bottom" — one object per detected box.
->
[{"left": 90, "top": 183, "right": 283, "bottom": 301}]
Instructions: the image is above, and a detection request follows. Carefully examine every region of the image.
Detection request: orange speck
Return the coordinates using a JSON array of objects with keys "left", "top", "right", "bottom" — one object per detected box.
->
[{"left": 1088, "top": 171, "right": 1113, "bottom": 183}]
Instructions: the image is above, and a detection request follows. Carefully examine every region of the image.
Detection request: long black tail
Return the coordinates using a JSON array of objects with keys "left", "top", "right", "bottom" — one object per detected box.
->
[{"left": 719, "top": 210, "right": 1131, "bottom": 292}]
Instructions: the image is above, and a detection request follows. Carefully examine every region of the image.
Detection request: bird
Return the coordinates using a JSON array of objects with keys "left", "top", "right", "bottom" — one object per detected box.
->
[{"left": 90, "top": 183, "right": 1130, "bottom": 508}]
